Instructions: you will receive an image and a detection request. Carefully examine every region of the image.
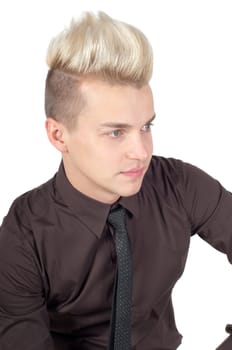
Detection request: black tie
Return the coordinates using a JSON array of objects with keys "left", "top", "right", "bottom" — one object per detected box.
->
[{"left": 107, "top": 204, "right": 132, "bottom": 350}]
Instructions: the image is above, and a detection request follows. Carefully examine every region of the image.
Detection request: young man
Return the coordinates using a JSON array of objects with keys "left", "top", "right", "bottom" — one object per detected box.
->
[{"left": 0, "top": 11, "right": 231, "bottom": 350}]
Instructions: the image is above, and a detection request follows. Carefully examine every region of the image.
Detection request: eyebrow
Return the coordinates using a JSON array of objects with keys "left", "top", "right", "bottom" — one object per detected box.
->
[{"left": 99, "top": 113, "right": 156, "bottom": 129}]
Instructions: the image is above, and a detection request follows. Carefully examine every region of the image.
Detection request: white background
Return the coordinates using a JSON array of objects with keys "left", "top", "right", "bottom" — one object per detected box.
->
[{"left": 0, "top": 1, "right": 232, "bottom": 348}]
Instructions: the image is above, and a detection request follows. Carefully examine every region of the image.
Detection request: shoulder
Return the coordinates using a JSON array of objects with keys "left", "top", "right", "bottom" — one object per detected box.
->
[
  {"left": 146, "top": 155, "right": 183, "bottom": 185},
  {"left": 143, "top": 155, "right": 220, "bottom": 199},
  {"left": 147, "top": 155, "right": 215, "bottom": 184},
  {"left": 1, "top": 175, "right": 56, "bottom": 231}
]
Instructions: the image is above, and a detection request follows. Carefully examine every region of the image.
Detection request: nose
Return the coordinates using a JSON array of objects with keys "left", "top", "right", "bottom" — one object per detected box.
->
[{"left": 126, "top": 133, "right": 151, "bottom": 161}]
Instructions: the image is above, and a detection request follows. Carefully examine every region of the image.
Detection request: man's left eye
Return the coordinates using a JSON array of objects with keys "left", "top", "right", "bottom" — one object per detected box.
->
[{"left": 142, "top": 123, "right": 153, "bottom": 132}]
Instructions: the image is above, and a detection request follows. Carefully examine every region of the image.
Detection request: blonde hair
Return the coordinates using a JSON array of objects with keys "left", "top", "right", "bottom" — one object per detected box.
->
[{"left": 45, "top": 11, "right": 153, "bottom": 128}]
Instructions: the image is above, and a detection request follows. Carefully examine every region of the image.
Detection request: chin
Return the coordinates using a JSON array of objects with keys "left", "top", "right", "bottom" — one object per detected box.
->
[{"left": 118, "top": 184, "right": 142, "bottom": 197}]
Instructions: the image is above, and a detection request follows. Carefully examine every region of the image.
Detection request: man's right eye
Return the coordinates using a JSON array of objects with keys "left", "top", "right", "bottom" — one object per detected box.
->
[{"left": 108, "top": 130, "right": 124, "bottom": 138}]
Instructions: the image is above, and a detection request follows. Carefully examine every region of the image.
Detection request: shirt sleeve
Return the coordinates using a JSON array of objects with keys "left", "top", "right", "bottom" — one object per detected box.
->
[
  {"left": 178, "top": 160, "right": 232, "bottom": 263},
  {"left": 177, "top": 160, "right": 232, "bottom": 347},
  {"left": 0, "top": 202, "right": 54, "bottom": 350}
]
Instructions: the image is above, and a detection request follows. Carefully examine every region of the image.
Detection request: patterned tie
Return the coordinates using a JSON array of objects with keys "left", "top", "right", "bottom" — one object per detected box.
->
[{"left": 107, "top": 204, "right": 132, "bottom": 350}]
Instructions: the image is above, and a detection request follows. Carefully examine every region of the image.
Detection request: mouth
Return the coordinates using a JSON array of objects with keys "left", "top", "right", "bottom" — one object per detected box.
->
[{"left": 120, "top": 167, "right": 145, "bottom": 178}]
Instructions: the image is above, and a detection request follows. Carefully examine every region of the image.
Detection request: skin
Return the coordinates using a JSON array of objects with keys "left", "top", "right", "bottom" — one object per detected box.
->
[{"left": 46, "top": 78, "right": 155, "bottom": 204}]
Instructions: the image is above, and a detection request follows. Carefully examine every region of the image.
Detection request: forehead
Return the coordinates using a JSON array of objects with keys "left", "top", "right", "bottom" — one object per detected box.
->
[{"left": 79, "top": 79, "right": 154, "bottom": 124}]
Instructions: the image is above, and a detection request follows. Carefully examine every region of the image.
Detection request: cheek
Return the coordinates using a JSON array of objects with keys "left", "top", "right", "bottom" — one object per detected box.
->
[
  {"left": 76, "top": 135, "right": 125, "bottom": 165},
  {"left": 146, "top": 134, "right": 153, "bottom": 151}
]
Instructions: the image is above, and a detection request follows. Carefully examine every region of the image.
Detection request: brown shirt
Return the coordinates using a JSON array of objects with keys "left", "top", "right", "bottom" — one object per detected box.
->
[{"left": 0, "top": 156, "right": 232, "bottom": 350}]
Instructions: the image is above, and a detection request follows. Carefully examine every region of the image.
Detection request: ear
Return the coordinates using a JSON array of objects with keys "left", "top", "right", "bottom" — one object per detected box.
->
[{"left": 45, "top": 118, "right": 68, "bottom": 153}]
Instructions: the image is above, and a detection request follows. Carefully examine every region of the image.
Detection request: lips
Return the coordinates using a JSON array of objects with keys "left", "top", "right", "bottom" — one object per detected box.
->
[
  {"left": 121, "top": 167, "right": 145, "bottom": 177},
  {"left": 123, "top": 167, "right": 144, "bottom": 173}
]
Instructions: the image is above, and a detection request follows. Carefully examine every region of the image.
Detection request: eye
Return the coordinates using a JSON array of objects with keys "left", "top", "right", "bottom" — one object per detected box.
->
[
  {"left": 108, "top": 129, "right": 124, "bottom": 138},
  {"left": 141, "top": 122, "right": 154, "bottom": 132}
]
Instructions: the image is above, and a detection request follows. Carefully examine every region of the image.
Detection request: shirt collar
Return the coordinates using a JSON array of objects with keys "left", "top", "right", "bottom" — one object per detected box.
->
[
  {"left": 119, "top": 195, "right": 140, "bottom": 218},
  {"left": 55, "top": 162, "right": 141, "bottom": 238}
]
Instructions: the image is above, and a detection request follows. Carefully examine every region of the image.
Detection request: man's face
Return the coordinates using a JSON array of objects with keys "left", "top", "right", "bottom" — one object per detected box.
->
[{"left": 61, "top": 79, "right": 154, "bottom": 204}]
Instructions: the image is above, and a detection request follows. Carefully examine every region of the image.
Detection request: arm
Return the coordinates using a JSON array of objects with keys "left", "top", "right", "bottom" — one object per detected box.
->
[
  {"left": 178, "top": 160, "right": 232, "bottom": 349},
  {"left": 216, "top": 325, "right": 232, "bottom": 349},
  {"left": 0, "top": 206, "right": 54, "bottom": 350}
]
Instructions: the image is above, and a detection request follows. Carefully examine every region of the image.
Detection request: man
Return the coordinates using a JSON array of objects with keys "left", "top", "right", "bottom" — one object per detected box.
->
[{"left": 0, "top": 11, "right": 231, "bottom": 350}]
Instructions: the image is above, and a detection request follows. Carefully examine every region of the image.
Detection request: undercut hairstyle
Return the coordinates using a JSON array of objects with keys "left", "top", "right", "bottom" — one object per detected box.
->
[{"left": 45, "top": 11, "right": 153, "bottom": 129}]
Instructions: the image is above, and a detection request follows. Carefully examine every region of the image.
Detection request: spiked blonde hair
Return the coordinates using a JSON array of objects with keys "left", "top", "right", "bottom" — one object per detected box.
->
[{"left": 45, "top": 11, "right": 153, "bottom": 128}]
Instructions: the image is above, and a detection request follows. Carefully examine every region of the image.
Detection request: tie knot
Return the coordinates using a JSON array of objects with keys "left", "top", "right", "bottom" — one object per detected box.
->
[{"left": 108, "top": 204, "right": 127, "bottom": 232}]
